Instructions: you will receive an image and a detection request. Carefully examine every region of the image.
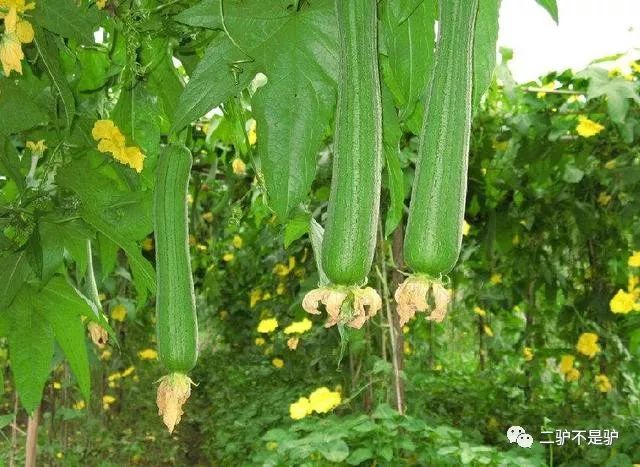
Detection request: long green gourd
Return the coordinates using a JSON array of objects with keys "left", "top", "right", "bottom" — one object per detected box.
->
[
  {"left": 153, "top": 143, "right": 197, "bottom": 433},
  {"left": 304, "top": 0, "right": 383, "bottom": 329},
  {"left": 396, "top": 0, "right": 479, "bottom": 325},
  {"left": 321, "top": 0, "right": 382, "bottom": 285}
]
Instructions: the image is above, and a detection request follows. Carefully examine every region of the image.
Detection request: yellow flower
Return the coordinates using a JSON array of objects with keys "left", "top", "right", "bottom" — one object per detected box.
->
[
  {"left": 288, "top": 256, "right": 296, "bottom": 270},
  {"left": 576, "top": 332, "right": 601, "bottom": 358},
  {"left": 110, "top": 304, "right": 127, "bottom": 322},
  {"left": 629, "top": 276, "right": 640, "bottom": 296},
  {"left": 0, "top": 1, "right": 36, "bottom": 15},
  {"left": 309, "top": 387, "right": 341, "bottom": 414},
  {"left": 462, "top": 220, "right": 471, "bottom": 236},
  {"left": 271, "top": 357, "right": 284, "bottom": 369},
  {"left": 595, "top": 374, "right": 612, "bottom": 393},
  {"left": 222, "top": 252, "right": 234, "bottom": 262},
  {"left": 266, "top": 441, "right": 278, "bottom": 451},
  {"left": 250, "top": 288, "right": 262, "bottom": 308},
  {"left": 232, "top": 235, "right": 243, "bottom": 249},
  {"left": 102, "top": 395, "right": 116, "bottom": 410},
  {"left": 55, "top": 452, "right": 63, "bottom": 459},
  {"left": 604, "top": 160, "right": 616, "bottom": 170},
  {"left": 137, "top": 348, "right": 158, "bottom": 360},
  {"left": 433, "top": 363, "right": 443, "bottom": 371},
  {"left": 276, "top": 282, "right": 286, "bottom": 295},
  {"left": 287, "top": 337, "right": 299, "bottom": 350},
  {"left": 536, "top": 81, "right": 556, "bottom": 98},
  {"left": 576, "top": 116, "right": 604, "bottom": 137},
  {"left": 597, "top": 192, "right": 612, "bottom": 206},
  {"left": 610, "top": 289, "right": 635, "bottom": 314},
  {"left": 255, "top": 337, "right": 265, "bottom": 346},
  {"left": 121, "top": 366, "right": 135, "bottom": 377},
  {"left": 107, "top": 371, "right": 122, "bottom": 383},
  {"left": 201, "top": 212, "right": 214, "bottom": 223},
  {"left": 402, "top": 326, "right": 410, "bottom": 334},
  {"left": 262, "top": 291, "right": 272, "bottom": 301},
  {"left": 100, "top": 349, "right": 112, "bottom": 361},
  {"left": 0, "top": 7, "right": 34, "bottom": 76},
  {"left": 289, "top": 396, "right": 311, "bottom": 420},
  {"left": 403, "top": 341, "right": 412, "bottom": 355},
  {"left": 523, "top": 347, "right": 533, "bottom": 362},
  {"left": 257, "top": 318, "right": 278, "bottom": 333},
  {"left": 473, "top": 306, "right": 486, "bottom": 317},
  {"left": 483, "top": 325, "right": 493, "bottom": 337},
  {"left": 73, "top": 400, "right": 86, "bottom": 410},
  {"left": 566, "top": 368, "right": 580, "bottom": 382},
  {"left": 53, "top": 381, "right": 61, "bottom": 389},
  {"left": 629, "top": 251, "right": 640, "bottom": 267},
  {"left": 558, "top": 355, "right": 575, "bottom": 374},
  {"left": 91, "top": 120, "right": 145, "bottom": 173},
  {"left": 273, "top": 263, "right": 290, "bottom": 277},
  {"left": 26, "top": 140, "right": 46, "bottom": 154},
  {"left": 232, "top": 158, "right": 246, "bottom": 175},
  {"left": 283, "top": 318, "right": 312, "bottom": 335},
  {"left": 96, "top": 0, "right": 107, "bottom": 8},
  {"left": 490, "top": 273, "right": 502, "bottom": 285},
  {"left": 247, "top": 119, "right": 257, "bottom": 146},
  {"left": 142, "top": 237, "right": 154, "bottom": 251}
]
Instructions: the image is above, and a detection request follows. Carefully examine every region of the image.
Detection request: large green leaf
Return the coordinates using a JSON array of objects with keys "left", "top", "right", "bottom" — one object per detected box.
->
[
  {"left": 380, "top": 0, "right": 436, "bottom": 122},
  {"left": 535, "top": 0, "right": 558, "bottom": 23},
  {"left": 0, "top": 251, "right": 32, "bottom": 309},
  {"left": 381, "top": 88, "right": 404, "bottom": 237},
  {"left": 0, "top": 79, "right": 48, "bottom": 136},
  {"left": 0, "top": 138, "right": 25, "bottom": 193},
  {"left": 8, "top": 294, "right": 54, "bottom": 414},
  {"left": 473, "top": 0, "right": 501, "bottom": 112},
  {"left": 172, "top": 34, "right": 260, "bottom": 131},
  {"left": 32, "top": 0, "right": 102, "bottom": 43},
  {"left": 226, "top": 0, "right": 338, "bottom": 220},
  {"left": 577, "top": 67, "right": 640, "bottom": 123},
  {"left": 175, "top": 0, "right": 221, "bottom": 29},
  {"left": 33, "top": 28, "right": 76, "bottom": 131}
]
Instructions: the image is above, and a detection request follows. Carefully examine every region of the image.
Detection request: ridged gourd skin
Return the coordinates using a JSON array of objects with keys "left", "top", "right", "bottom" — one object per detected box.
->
[
  {"left": 154, "top": 144, "right": 198, "bottom": 373},
  {"left": 321, "top": 0, "right": 383, "bottom": 286},
  {"left": 404, "top": 0, "right": 479, "bottom": 277}
]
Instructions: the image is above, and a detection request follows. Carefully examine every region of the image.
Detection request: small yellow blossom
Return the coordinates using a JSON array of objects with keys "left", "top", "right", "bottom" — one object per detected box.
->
[
  {"left": 56, "top": 452, "right": 63, "bottom": 459},
  {"left": 576, "top": 116, "right": 604, "bottom": 137},
  {"left": 273, "top": 263, "right": 290, "bottom": 277},
  {"left": 266, "top": 441, "right": 278, "bottom": 451},
  {"left": 73, "top": 400, "right": 86, "bottom": 410},
  {"left": 96, "top": 0, "right": 107, "bottom": 9},
  {"left": 142, "top": 237, "right": 154, "bottom": 251},
  {"left": 523, "top": 347, "right": 533, "bottom": 362},
  {"left": 102, "top": 394, "right": 116, "bottom": 410},
  {"left": 201, "top": 212, "right": 213, "bottom": 223},
  {"left": 110, "top": 304, "right": 127, "bottom": 322},
  {"left": 558, "top": 354, "right": 575, "bottom": 374},
  {"left": 255, "top": 337, "right": 265, "bottom": 346},
  {"left": 137, "top": 348, "right": 158, "bottom": 360},
  {"left": 196, "top": 243, "right": 207, "bottom": 252},
  {"left": 250, "top": 288, "right": 262, "bottom": 308},
  {"left": 433, "top": 363, "right": 443, "bottom": 371},
  {"left": 247, "top": 119, "right": 257, "bottom": 146},
  {"left": 92, "top": 120, "right": 145, "bottom": 172},
  {"left": 262, "top": 292, "right": 272, "bottom": 301},
  {"left": 222, "top": 252, "right": 234, "bottom": 262},
  {"left": 287, "top": 337, "right": 299, "bottom": 350},
  {"left": 283, "top": 318, "right": 312, "bottom": 335},
  {"left": 604, "top": 160, "right": 616, "bottom": 169},
  {"left": 402, "top": 326, "right": 409, "bottom": 334},
  {"left": 597, "top": 192, "right": 612, "bottom": 206},
  {"left": 257, "top": 318, "right": 278, "bottom": 333},
  {"left": 610, "top": 289, "right": 635, "bottom": 314},
  {"left": 462, "top": 220, "right": 471, "bottom": 236},
  {"left": 403, "top": 341, "right": 412, "bottom": 355},
  {"left": 536, "top": 81, "right": 556, "bottom": 98},
  {"left": 289, "top": 396, "right": 311, "bottom": 420},
  {"left": 53, "top": 381, "right": 61, "bottom": 389},
  {"left": 483, "top": 325, "right": 493, "bottom": 337},
  {"left": 629, "top": 251, "right": 640, "bottom": 268},
  {"left": 232, "top": 235, "right": 243, "bottom": 248},
  {"left": 473, "top": 306, "right": 486, "bottom": 317},
  {"left": 121, "top": 366, "right": 135, "bottom": 377},
  {"left": 232, "top": 158, "right": 246, "bottom": 175},
  {"left": 490, "top": 273, "right": 502, "bottom": 285},
  {"left": 100, "top": 349, "right": 112, "bottom": 361},
  {"left": 566, "top": 368, "right": 580, "bottom": 382},
  {"left": 308, "top": 387, "right": 341, "bottom": 414},
  {"left": 0, "top": 7, "right": 34, "bottom": 77},
  {"left": 107, "top": 372, "right": 122, "bottom": 383},
  {"left": 276, "top": 283, "right": 286, "bottom": 295},
  {"left": 288, "top": 256, "right": 296, "bottom": 270},
  {"left": 576, "top": 332, "right": 601, "bottom": 358},
  {"left": 26, "top": 140, "right": 46, "bottom": 154},
  {"left": 595, "top": 374, "right": 612, "bottom": 393},
  {"left": 272, "top": 357, "right": 284, "bottom": 369}
]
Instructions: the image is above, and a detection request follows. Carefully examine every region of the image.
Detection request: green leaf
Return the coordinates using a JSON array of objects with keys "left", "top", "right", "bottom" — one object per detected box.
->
[
  {"left": 318, "top": 439, "right": 349, "bottom": 463},
  {"left": 76, "top": 48, "right": 111, "bottom": 92},
  {"left": 8, "top": 294, "right": 54, "bottom": 414},
  {"left": 284, "top": 212, "right": 310, "bottom": 248},
  {"left": 382, "top": 87, "right": 404, "bottom": 237},
  {"left": 562, "top": 165, "right": 584, "bottom": 184},
  {"left": 535, "top": 0, "right": 559, "bottom": 23},
  {"left": 347, "top": 447, "right": 374, "bottom": 465},
  {"left": 33, "top": 28, "right": 76, "bottom": 131},
  {"left": 81, "top": 210, "right": 156, "bottom": 302},
  {"left": 172, "top": 35, "right": 259, "bottom": 131},
  {"left": 380, "top": 0, "right": 436, "bottom": 121},
  {"left": 32, "top": 0, "right": 102, "bottom": 43},
  {"left": 234, "top": 0, "right": 338, "bottom": 219},
  {"left": 0, "top": 251, "right": 32, "bottom": 309},
  {"left": 0, "top": 138, "right": 25, "bottom": 193},
  {"left": 309, "top": 219, "right": 330, "bottom": 287},
  {"left": 0, "top": 79, "right": 48, "bottom": 135},
  {"left": 473, "top": 0, "right": 501, "bottom": 112},
  {"left": 0, "top": 414, "right": 14, "bottom": 430},
  {"left": 577, "top": 67, "right": 640, "bottom": 123},
  {"left": 175, "top": 0, "right": 221, "bottom": 29}
]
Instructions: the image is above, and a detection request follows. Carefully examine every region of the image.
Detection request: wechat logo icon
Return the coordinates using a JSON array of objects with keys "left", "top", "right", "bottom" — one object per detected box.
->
[{"left": 507, "top": 425, "right": 534, "bottom": 448}]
